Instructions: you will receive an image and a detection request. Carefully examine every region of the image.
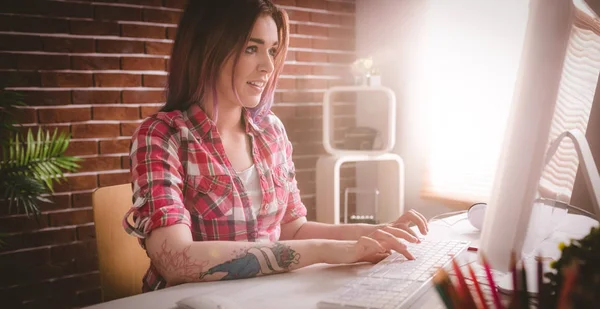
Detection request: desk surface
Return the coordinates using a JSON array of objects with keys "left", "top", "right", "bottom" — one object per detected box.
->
[{"left": 84, "top": 213, "right": 598, "bottom": 309}]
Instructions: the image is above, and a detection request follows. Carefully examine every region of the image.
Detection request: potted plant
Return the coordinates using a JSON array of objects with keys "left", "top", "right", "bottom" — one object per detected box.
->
[{"left": 0, "top": 85, "right": 81, "bottom": 245}]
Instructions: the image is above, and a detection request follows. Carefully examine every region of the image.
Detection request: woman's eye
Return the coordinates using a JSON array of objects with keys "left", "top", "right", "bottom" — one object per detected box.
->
[{"left": 245, "top": 46, "right": 257, "bottom": 54}]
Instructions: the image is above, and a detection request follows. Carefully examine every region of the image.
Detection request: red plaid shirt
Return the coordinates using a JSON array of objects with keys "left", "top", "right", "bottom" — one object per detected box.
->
[{"left": 123, "top": 104, "right": 307, "bottom": 291}]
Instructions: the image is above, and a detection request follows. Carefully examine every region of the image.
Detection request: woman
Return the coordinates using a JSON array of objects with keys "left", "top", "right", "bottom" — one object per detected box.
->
[{"left": 124, "top": 0, "right": 428, "bottom": 292}]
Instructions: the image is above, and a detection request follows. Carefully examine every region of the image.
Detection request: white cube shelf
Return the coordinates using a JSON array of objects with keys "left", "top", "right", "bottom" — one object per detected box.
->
[{"left": 323, "top": 85, "right": 397, "bottom": 156}]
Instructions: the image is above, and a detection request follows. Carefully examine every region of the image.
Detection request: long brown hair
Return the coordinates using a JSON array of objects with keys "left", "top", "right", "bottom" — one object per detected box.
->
[{"left": 163, "top": 0, "right": 289, "bottom": 122}]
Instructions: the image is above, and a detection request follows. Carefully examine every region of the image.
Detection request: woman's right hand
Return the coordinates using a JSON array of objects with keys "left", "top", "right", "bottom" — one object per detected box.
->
[{"left": 324, "top": 230, "right": 417, "bottom": 265}]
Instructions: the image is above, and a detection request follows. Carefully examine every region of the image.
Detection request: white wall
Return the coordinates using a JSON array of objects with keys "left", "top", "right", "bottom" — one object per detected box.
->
[{"left": 355, "top": 0, "right": 450, "bottom": 219}]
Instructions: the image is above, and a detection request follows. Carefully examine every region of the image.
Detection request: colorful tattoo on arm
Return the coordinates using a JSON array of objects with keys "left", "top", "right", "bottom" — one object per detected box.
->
[{"left": 199, "top": 242, "right": 300, "bottom": 280}]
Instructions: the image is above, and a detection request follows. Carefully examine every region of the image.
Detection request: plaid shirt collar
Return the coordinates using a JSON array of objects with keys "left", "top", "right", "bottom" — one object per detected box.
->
[{"left": 184, "top": 103, "right": 264, "bottom": 140}]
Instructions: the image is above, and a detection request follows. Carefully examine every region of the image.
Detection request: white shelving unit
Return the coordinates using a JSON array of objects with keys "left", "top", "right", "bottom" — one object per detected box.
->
[{"left": 315, "top": 85, "right": 405, "bottom": 224}]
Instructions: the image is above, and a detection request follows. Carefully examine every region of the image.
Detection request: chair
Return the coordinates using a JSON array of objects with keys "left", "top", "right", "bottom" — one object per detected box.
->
[{"left": 92, "top": 184, "right": 150, "bottom": 301}]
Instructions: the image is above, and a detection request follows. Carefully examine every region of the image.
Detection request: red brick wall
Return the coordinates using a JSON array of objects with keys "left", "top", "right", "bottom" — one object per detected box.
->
[{"left": 0, "top": 0, "right": 356, "bottom": 308}]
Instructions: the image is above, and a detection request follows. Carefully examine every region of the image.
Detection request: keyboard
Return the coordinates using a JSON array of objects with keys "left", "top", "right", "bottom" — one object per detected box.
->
[{"left": 318, "top": 239, "right": 470, "bottom": 309}]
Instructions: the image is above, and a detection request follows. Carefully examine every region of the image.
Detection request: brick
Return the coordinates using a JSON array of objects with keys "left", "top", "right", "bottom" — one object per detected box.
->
[
  {"left": 327, "top": 1, "right": 355, "bottom": 13},
  {"left": 99, "top": 139, "right": 131, "bottom": 154},
  {"left": 17, "top": 54, "right": 70, "bottom": 70},
  {"left": 94, "top": 73, "right": 141, "bottom": 87},
  {"left": 97, "top": 39, "right": 144, "bottom": 54},
  {"left": 76, "top": 224, "right": 96, "bottom": 241},
  {"left": 145, "top": 41, "right": 172, "bottom": 55},
  {"left": 296, "top": 51, "right": 328, "bottom": 62},
  {"left": 295, "top": 0, "right": 327, "bottom": 9},
  {"left": 0, "top": 34, "right": 42, "bottom": 51},
  {"left": 122, "top": 90, "right": 165, "bottom": 103},
  {"left": 281, "top": 64, "right": 312, "bottom": 75},
  {"left": 121, "top": 24, "right": 166, "bottom": 39},
  {"left": 277, "top": 78, "right": 295, "bottom": 89},
  {"left": 164, "top": 0, "right": 187, "bottom": 9},
  {"left": 39, "top": 194, "right": 72, "bottom": 212},
  {"left": 296, "top": 78, "right": 329, "bottom": 89},
  {"left": 50, "top": 272, "right": 100, "bottom": 298},
  {"left": 14, "top": 108, "right": 37, "bottom": 124},
  {"left": 0, "top": 53, "right": 15, "bottom": 69},
  {"left": 289, "top": 37, "right": 311, "bottom": 49},
  {"left": 70, "top": 20, "right": 120, "bottom": 36},
  {"left": 140, "top": 105, "right": 161, "bottom": 118},
  {"left": 115, "top": 0, "right": 163, "bottom": 5},
  {"left": 121, "top": 56, "right": 165, "bottom": 70},
  {"left": 72, "top": 123, "right": 120, "bottom": 138},
  {"left": 72, "top": 90, "right": 121, "bottom": 104},
  {"left": 99, "top": 171, "right": 130, "bottom": 187},
  {"left": 0, "top": 215, "right": 49, "bottom": 233},
  {"left": 41, "top": 72, "right": 93, "bottom": 88},
  {"left": 50, "top": 241, "right": 96, "bottom": 263},
  {"left": 42, "top": 37, "right": 95, "bottom": 53},
  {"left": 328, "top": 27, "right": 354, "bottom": 39},
  {"left": 272, "top": 0, "right": 296, "bottom": 4},
  {"left": 54, "top": 175, "right": 97, "bottom": 192},
  {"left": 46, "top": 1, "right": 94, "bottom": 18},
  {"left": 122, "top": 156, "right": 130, "bottom": 169},
  {"left": 143, "top": 8, "right": 181, "bottom": 24},
  {"left": 0, "top": 71, "right": 40, "bottom": 87},
  {"left": 48, "top": 209, "right": 94, "bottom": 228},
  {"left": 313, "top": 38, "right": 355, "bottom": 51},
  {"left": 166, "top": 27, "right": 177, "bottom": 40},
  {"left": 328, "top": 53, "right": 355, "bottom": 64},
  {"left": 310, "top": 12, "right": 340, "bottom": 25},
  {"left": 65, "top": 140, "right": 98, "bottom": 156},
  {"left": 296, "top": 24, "right": 328, "bottom": 37},
  {"left": 142, "top": 75, "right": 167, "bottom": 87},
  {"left": 94, "top": 5, "right": 142, "bottom": 21},
  {"left": 120, "top": 122, "right": 140, "bottom": 136},
  {"left": 21, "top": 90, "right": 71, "bottom": 106},
  {"left": 2, "top": 227, "right": 77, "bottom": 251},
  {"left": 78, "top": 156, "right": 122, "bottom": 172},
  {"left": 38, "top": 107, "right": 91, "bottom": 123},
  {"left": 72, "top": 192, "right": 93, "bottom": 209},
  {"left": 93, "top": 106, "right": 139, "bottom": 120},
  {"left": 6, "top": 15, "right": 69, "bottom": 33},
  {"left": 0, "top": 248, "right": 50, "bottom": 267},
  {"left": 287, "top": 10, "right": 310, "bottom": 22},
  {"left": 71, "top": 56, "right": 120, "bottom": 70}
]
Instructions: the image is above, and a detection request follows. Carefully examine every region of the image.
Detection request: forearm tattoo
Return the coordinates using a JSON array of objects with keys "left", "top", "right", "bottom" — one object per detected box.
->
[
  {"left": 151, "top": 240, "right": 209, "bottom": 282},
  {"left": 199, "top": 242, "right": 301, "bottom": 280}
]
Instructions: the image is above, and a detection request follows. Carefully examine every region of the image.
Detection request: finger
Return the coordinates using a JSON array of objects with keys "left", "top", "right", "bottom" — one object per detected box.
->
[
  {"left": 357, "top": 236, "right": 387, "bottom": 255},
  {"left": 362, "top": 253, "right": 390, "bottom": 264},
  {"left": 405, "top": 210, "right": 428, "bottom": 235},
  {"left": 371, "top": 229, "right": 412, "bottom": 258},
  {"left": 381, "top": 226, "right": 419, "bottom": 243},
  {"left": 412, "top": 210, "right": 429, "bottom": 233}
]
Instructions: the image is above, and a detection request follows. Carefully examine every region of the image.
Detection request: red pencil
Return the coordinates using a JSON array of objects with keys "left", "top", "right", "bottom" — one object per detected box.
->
[
  {"left": 451, "top": 258, "right": 477, "bottom": 309},
  {"left": 481, "top": 253, "right": 504, "bottom": 309},
  {"left": 467, "top": 264, "right": 490, "bottom": 309}
]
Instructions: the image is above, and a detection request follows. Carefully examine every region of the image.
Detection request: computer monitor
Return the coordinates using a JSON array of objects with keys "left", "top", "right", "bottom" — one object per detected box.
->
[{"left": 477, "top": 0, "right": 575, "bottom": 272}]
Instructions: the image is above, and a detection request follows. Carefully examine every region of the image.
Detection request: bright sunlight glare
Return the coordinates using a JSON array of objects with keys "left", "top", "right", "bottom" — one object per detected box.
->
[{"left": 417, "top": 0, "right": 531, "bottom": 201}]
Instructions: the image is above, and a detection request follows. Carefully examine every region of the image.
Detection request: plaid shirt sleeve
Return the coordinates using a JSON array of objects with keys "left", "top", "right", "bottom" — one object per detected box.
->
[
  {"left": 123, "top": 118, "right": 191, "bottom": 242},
  {"left": 279, "top": 120, "right": 308, "bottom": 224}
]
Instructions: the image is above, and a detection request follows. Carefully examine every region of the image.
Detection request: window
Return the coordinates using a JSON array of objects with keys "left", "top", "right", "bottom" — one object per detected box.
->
[{"left": 418, "top": 1, "right": 600, "bottom": 205}]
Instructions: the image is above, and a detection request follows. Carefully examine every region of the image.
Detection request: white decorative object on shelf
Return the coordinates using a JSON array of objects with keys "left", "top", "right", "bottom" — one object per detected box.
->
[{"left": 322, "top": 85, "right": 396, "bottom": 156}]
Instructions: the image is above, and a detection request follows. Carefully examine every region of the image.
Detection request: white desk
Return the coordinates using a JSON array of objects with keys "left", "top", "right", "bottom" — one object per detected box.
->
[{"left": 84, "top": 213, "right": 598, "bottom": 309}]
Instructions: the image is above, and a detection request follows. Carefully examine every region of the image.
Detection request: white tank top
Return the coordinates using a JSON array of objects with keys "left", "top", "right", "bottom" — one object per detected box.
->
[{"left": 236, "top": 165, "right": 263, "bottom": 216}]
